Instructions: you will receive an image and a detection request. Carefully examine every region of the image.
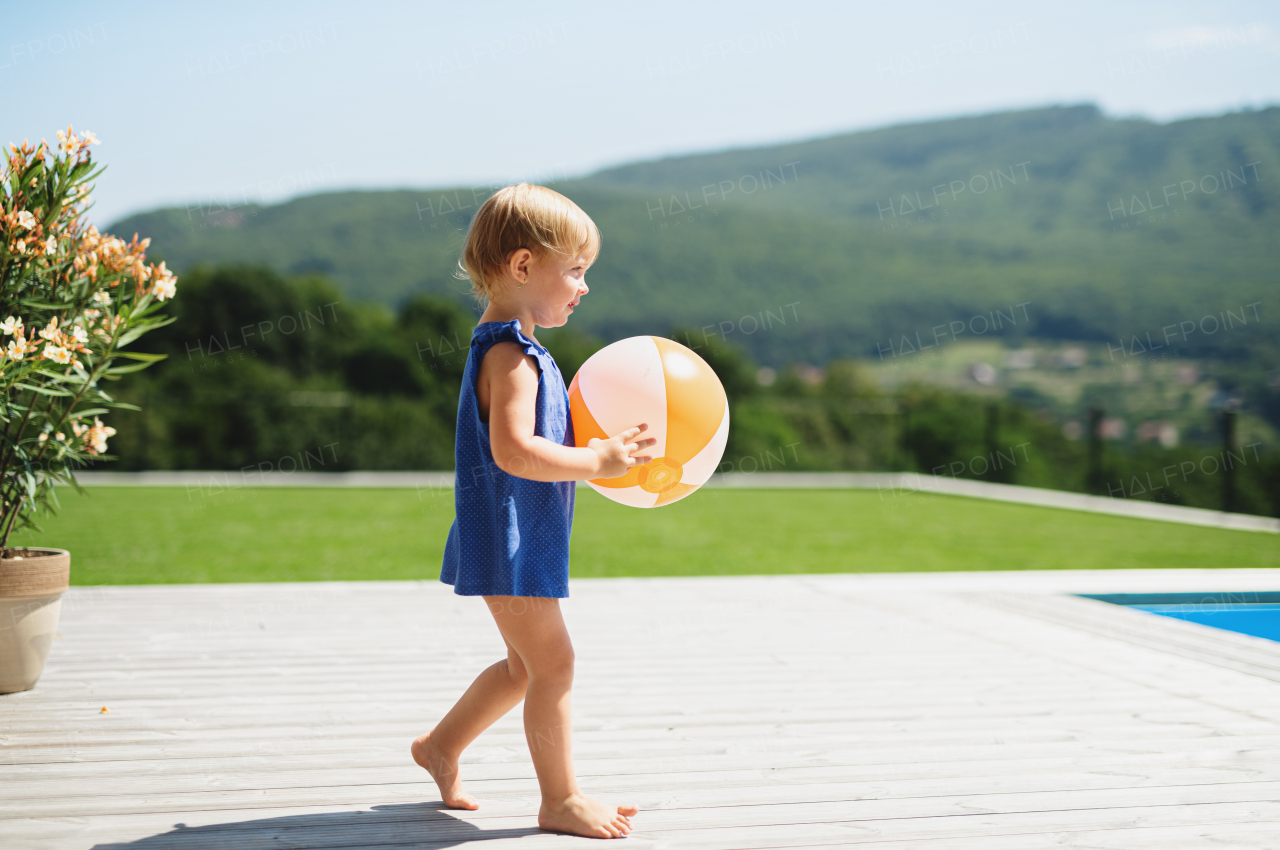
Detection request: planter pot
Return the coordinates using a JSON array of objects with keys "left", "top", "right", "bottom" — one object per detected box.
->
[{"left": 0, "top": 548, "right": 70, "bottom": 694}]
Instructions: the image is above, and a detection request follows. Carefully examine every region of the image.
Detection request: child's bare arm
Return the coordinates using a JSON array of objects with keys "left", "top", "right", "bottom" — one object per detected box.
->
[{"left": 480, "top": 342, "right": 654, "bottom": 482}]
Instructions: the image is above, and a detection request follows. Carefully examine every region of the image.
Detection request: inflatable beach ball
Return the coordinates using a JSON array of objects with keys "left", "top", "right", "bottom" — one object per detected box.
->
[{"left": 569, "top": 336, "right": 729, "bottom": 508}]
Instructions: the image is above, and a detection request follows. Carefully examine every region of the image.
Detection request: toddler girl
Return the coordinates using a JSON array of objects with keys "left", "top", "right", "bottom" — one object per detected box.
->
[{"left": 412, "top": 183, "right": 652, "bottom": 839}]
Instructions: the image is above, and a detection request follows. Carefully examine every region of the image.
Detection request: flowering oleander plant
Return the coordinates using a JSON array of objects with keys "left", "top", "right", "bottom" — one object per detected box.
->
[{"left": 0, "top": 127, "right": 176, "bottom": 554}]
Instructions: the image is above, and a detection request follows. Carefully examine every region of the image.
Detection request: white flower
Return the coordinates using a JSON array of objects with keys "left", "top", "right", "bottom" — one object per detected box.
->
[
  {"left": 71, "top": 325, "right": 89, "bottom": 345},
  {"left": 0, "top": 317, "right": 21, "bottom": 336},
  {"left": 149, "top": 262, "right": 177, "bottom": 301},
  {"left": 81, "top": 131, "right": 100, "bottom": 146},
  {"left": 37, "top": 433, "right": 47, "bottom": 442},
  {"left": 42, "top": 344, "right": 72, "bottom": 364},
  {"left": 43, "top": 235, "right": 56, "bottom": 254},
  {"left": 91, "top": 291, "right": 112, "bottom": 306},
  {"left": 84, "top": 417, "right": 116, "bottom": 454},
  {"left": 6, "top": 340, "right": 25, "bottom": 360},
  {"left": 16, "top": 211, "right": 35, "bottom": 230},
  {"left": 38, "top": 318, "right": 60, "bottom": 341},
  {"left": 55, "top": 125, "right": 82, "bottom": 157},
  {"left": 151, "top": 277, "right": 176, "bottom": 301}
]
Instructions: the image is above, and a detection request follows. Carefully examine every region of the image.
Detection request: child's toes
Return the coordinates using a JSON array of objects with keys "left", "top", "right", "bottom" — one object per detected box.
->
[{"left": 618, "top": 804, "right": 639, "bottom": 817}]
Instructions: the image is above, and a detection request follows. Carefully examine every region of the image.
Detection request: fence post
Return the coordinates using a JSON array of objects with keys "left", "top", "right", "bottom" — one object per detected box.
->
[
  {"left": 1222, "top": 408, "right": 1237, "bottom": 513},
  {"left": 1086, "top": 406, "right": 1104, "bottom": 494}
]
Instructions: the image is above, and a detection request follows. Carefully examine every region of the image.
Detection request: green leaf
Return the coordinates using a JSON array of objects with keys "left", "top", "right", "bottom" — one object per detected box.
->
[
  {"left": 32, "top": 368, "right": 78, "bottom": 382},
  {"left": 115, "top": 351, "right": 167, "bottom": 362},
  {"left": 68, "top": 160, "right": 95, "bottom": 183},
  {"left": 79, "top": 164, "right": 106, "bottom": 184},
  {"left": 14, "top": 383, "right": 72, "bottom": 397},
  {"left": 104, "top": 362, "right": 155, "bottom": 375},
  {"left": 114, "top": 325, "right": 160, "bottom": 347},
  {"left": 18, "top": 161, "right": 42, "bottom": 185}
]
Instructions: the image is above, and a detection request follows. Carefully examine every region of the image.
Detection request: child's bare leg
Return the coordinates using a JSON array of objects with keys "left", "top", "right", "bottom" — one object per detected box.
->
[
  {"left": 413, "top": 637, "right": 528, "bottom": 809},
  {"left": 487, "top": 595, "right": 638, "bottom": 839}
]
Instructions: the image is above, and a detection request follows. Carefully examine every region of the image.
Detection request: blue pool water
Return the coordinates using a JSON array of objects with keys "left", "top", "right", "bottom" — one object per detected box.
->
[{"left": 1079, "top": 593, "right": 1280, "bottom": 643}]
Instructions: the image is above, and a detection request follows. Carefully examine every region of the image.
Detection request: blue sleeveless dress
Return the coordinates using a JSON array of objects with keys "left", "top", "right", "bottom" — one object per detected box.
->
[{"left": 440, "top": 319, "right": 575, "bottom": 598}]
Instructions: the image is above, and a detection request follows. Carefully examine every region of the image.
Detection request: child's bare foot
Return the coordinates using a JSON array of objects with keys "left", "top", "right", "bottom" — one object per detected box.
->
[
  {"left": 411, "top": 732, "right": 478, "bottom": 810},
  {"left": 539, "top": 794, "right": 638, "bottom": 839}
]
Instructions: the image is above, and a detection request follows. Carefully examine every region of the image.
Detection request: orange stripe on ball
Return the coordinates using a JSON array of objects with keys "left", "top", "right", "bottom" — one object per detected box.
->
[
  {"left": 570, "top": 373, "right": 641, "bottom": 490},
  {"left": 652, "top": 336, "right": 727, "bottom": 465}
]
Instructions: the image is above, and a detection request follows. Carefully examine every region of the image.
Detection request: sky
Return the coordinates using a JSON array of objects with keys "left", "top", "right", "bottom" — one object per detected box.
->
[{"left": 3, "top": 0, "right": 1277, "bottom": 225}]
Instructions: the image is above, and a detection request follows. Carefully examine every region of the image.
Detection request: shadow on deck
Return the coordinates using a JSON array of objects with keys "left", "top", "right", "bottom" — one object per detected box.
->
[{"left": 92, "top": 802, "right": 542, "bottom": 849}]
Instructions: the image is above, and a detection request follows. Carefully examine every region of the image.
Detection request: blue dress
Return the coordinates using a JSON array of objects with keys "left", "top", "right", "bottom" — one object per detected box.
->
[{"left": 440, "top": 319, "right": 575, "bottom": 598}]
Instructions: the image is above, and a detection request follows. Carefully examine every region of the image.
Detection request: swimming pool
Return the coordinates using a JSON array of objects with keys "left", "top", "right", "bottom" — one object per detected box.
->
[{"left": 1080, "top": 592, "right": 1280, "bottom": 642}]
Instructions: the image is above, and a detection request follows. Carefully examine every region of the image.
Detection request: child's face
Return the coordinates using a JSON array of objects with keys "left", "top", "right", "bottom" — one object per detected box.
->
[{"left": 518, "top": 250, "right": 592, "bottom": 328}]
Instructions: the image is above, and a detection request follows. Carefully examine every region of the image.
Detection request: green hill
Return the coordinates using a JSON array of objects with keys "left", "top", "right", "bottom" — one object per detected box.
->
[{"left": 111, "top": 104, "right": 1279, "bottom": 366}]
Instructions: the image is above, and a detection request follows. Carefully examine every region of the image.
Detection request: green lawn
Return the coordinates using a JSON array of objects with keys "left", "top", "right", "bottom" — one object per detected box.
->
[{"left": 15, "top": 486, "right": 1276, "bottom": 585}]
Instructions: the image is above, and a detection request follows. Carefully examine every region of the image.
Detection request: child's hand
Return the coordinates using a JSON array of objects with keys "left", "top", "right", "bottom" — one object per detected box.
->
[{"left": 588, "top": 424, "right": 656, "bottom": 479}]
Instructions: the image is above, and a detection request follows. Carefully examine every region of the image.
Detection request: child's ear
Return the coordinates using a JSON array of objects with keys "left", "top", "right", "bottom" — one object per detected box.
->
[{"left": 507, "top": 248, "right": 532, "bottom": 284}]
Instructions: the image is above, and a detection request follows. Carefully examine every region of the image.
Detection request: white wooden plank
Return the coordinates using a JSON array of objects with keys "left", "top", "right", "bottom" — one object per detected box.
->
[
  {"left": 6, "top": 800, "right": 1280, "bottom": 850},
  {"left": 4, "top": 767, "right": 1275, "bottom": 820}
]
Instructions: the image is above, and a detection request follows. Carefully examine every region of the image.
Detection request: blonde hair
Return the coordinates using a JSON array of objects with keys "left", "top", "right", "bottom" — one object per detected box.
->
[{"left": 457, "top": 183, "right": 601, "bottom": 300}]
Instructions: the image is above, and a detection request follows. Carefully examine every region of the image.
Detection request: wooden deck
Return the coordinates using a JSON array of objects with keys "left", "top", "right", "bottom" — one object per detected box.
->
[{"left": 4, "top": 569, "right": 1280, "bottom": 849}]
